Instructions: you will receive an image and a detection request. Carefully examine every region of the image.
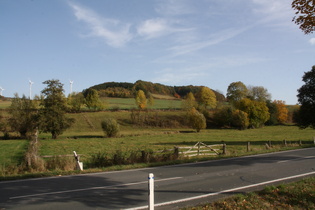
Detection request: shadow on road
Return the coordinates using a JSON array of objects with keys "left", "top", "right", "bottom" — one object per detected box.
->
[{"left": 0, "top": 174, "right": 145, "bottom": 209}]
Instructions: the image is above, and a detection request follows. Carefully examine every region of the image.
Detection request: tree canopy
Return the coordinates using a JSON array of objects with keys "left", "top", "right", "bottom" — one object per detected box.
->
[
  {"left": 236, "top": 98, "right": 270, "bottom": 128},
  {"left": 84, "top": 89, "right": 104, "bottom": 110},
  {"left": 196, "top": 86, "right": 217, "bottom": 109},
  {"left": 297, "top": 65, "right": 315, "bottom": 128},
  {"left": 247, "top": 86, "right": 271, "bottom": 102},
  {"left": 292, "top": 0, "right": 315, "bottom": 34},
  {"left": 40, "top": 79, "right": 74, "bottom": 139},
  {"left": 9, "top": 94, "right": 38, "bottom": 138},
  {"left": 226, "top": 81, "right": 248, "bottom": 104},
  {"left": 135, "top": 90, "right": 147, "bottom": 109}
]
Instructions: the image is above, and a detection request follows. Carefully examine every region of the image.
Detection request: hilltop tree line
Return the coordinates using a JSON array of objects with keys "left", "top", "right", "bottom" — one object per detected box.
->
[{"left": 85, "top": 80, "right": 226, "bottom": 102}]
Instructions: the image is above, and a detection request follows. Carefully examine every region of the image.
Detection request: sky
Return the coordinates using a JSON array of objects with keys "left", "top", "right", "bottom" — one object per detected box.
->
[{"left": 1, "top": 0, "right": 314, "bottom": 105}]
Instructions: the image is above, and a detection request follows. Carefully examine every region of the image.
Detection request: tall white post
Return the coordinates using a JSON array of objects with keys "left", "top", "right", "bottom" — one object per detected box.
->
[
  {"left": 70, "top": 80, "right": 73, "bottom": 94},
  {"left": 148, "top": 173, "right": 154, "bottom": 210},
  {"left": 29, "top": 80, "right": 34, "bottom": 100}
]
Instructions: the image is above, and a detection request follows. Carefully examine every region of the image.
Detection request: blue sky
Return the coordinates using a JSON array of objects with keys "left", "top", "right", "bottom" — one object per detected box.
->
[{"left": 1, "top": 0, "right": 314, "bottom": 104}]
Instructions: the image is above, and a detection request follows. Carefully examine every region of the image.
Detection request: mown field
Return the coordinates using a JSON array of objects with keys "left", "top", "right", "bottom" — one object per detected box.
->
[{"left": 0, "top": 97, "right": 182, "bottom": 110}]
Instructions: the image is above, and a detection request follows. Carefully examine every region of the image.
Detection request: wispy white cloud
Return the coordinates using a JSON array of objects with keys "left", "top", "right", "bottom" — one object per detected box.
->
[
  {"left": 137, "top": 18, "right": 192, "bottom": 39},
  {"left": 251, "top": 0, "right": 295, "bottom": 27},
  {"left": 167, "top": 27, "right": 250, "bottom": 57},
  {"left": 69, "top": 2, "right": 132, "bottom": 48},
  {"left": 310, "top": 38, "right": 315, "bottom": 45},
  {"left": 152, "top": 54, "right": 266, "bottom": 85}
]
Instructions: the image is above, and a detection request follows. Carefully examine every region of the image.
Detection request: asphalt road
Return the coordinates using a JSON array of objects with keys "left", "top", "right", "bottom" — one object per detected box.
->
[{"left": 1, "top": 147, "right": 315, "bottom": 209}]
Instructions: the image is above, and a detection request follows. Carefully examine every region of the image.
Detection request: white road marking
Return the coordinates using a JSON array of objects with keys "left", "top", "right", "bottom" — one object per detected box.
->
[
  {"left": 129, "top": 171, "right": 315, "bottom": 210},
  {"left": 9, "top": 176, "right": 182, "bottom": 200},
  {"left": 277, "top": 156, "right": 315, "bottom": 163}
]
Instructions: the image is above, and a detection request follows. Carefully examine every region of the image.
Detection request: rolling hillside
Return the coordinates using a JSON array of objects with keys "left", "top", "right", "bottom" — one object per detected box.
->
[{"left": 84, "top": 80, "right": 226, "bottom": 101}]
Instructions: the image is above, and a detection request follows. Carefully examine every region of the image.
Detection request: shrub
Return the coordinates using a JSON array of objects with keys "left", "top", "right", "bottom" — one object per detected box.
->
[
  {"left": 188, "top": 108, "right": 206, "bottom": 132},
  {"left": 45, "top": 156, "right": 76, "bottom": 171},
  {"left": 90, "top": 152, "right": 111, "bottom": 167},
  {"left": 101, "top": 118, "right": 120, "bottom": 137},
  {"left": 232, "top": 109, "right": 249, "bottom": 130},
  {"left": 212, "top": 107, "right": 234, "bottom": 128}
]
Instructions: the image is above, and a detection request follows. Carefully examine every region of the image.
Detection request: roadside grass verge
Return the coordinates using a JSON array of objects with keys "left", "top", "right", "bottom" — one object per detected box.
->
[
  {"left": 0, "top": 140, "right": 28, "bottom": 175},
  {"left": 185, "top": 177, "right": 315, "bottom": 210}
]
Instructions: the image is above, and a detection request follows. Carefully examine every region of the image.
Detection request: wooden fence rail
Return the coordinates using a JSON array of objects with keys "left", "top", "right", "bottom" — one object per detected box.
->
[{"left": 177, "top": 142, "right": 226, "bottom": 157}]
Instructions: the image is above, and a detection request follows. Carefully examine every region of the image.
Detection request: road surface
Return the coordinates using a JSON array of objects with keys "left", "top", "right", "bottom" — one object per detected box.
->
[{"left": 1, "top": 147, "right": 315, "bottom": 209}]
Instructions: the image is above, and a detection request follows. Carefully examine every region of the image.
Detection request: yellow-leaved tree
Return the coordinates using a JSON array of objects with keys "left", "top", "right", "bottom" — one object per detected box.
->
[
  {"left": 196, "top": 86, "right": 217, "bottom": 109},
  {"left": 274, "top": 100, "right": 288, "bottom": 124},
  {"left": 135, "top": 90, "right": 147, "bottom": 109}
]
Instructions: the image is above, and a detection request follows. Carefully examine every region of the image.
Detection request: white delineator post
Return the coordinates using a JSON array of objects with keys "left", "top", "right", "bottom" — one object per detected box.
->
[
  {"left": 148, "top": 173, "right": 154, "bottom": 210},
  {"left": 73, "top": 151, "right": 83, "bottom": 171}
]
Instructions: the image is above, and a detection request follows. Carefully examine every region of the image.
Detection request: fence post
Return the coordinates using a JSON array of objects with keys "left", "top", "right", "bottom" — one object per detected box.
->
[
  {"left": 268, "top": 141, "right": 272, "bottom": 148},
  {"left": 148, "top": 173, "right": 154, "bottom": 210},
  {"left": 299, "top": 140, "right": 302, "bottom": 146},
  {"left": 174, "top": 147, "right": 179, "bottom": 159},
  {"left": 197, "top": 142, "right": 200, "bottom": 156},
  {"left": 283, "top": 139, "right": 287, "bottom": 146},
  {"left": 247, "top": 142, "right": 250, "bottom": 152},
  {"left": 223, "top": 144, "right": 226, "bottom": 155}
]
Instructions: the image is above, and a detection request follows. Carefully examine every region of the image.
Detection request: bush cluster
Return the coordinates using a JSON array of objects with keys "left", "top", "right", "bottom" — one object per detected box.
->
[
  {"left": 88, "top": 149, "right": 180, "bottom": 168},
  {"left": 101, "top": 118, "right": 120, "bottom": 137}
]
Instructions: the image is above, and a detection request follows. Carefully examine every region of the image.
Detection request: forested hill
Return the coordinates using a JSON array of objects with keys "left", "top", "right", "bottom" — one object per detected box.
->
[{"left": 85, "top": 80, "right": 226, "bottom": 101}]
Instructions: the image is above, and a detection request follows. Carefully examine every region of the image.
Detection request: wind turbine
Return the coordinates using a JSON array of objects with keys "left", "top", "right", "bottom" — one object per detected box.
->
[
  {"left": 0, "top": 87, "right": 4, "bottom": 96},
  {"left": 69, "top": 80, "right": 74, "bottom": 94},
  {"left": 29, "top": 80, "right": 34, "bottom": 99}
]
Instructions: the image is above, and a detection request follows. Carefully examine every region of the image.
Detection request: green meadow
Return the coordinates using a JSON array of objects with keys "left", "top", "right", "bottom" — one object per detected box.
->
[{"left": 0, "top": 98, "right": 314, "bottom": 176}]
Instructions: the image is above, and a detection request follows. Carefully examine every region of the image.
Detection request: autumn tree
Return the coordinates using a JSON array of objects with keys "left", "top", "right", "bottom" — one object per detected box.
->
[
  {"left": 231, "top": 109, "right": 249, "bottom": 130},
  {"left": 188, "top": 108, "right": 206, "bottom": 132},
  {"left": 40, "top": 79, "right": 74, "bottom": 139},
  {"left": 236, "top": 98, "right": 269, "bottom": 128},
  {"left": 135, "top": 90, "right": 147, "bottom": 109},
  {"left": 297, "top": 65, "right": 315, "bottom": 128},
  {"left": 292, "top": 0, "right": 315, "bottom": 34},
  {"left": 196, "top": 87, "right": 217, "bottom": 109},
  {"left": 226, "top": 81, "right": 248, "bottom": 105},
  {"left": 274, "top": 100, "right": 289, "bottom": 124},
  {"left": 182, "top": 92, "right": 197, "bottom": 110},
  {"left": 9, "top": 94, "right": 39, "bottom": 138}
]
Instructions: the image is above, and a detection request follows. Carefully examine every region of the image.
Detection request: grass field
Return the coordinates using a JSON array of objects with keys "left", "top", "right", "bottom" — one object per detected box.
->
[
  {"left": 0, "top": 100, "right": 11, "bottom": 109},
  {"left": 106, "top": 97, "right": 182, "bottom": 110},
  {"left": 0, "top": 97, "right": 182, "bottom": 110},
  {"left": 0, "top": 140, "right": 28, "bottom": 167},
  {"left": 1, "top": 108, "right": 315, "bottom": 171},
  {"left": 38, "top": 125, "right": 315, "bottom": 166}
]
